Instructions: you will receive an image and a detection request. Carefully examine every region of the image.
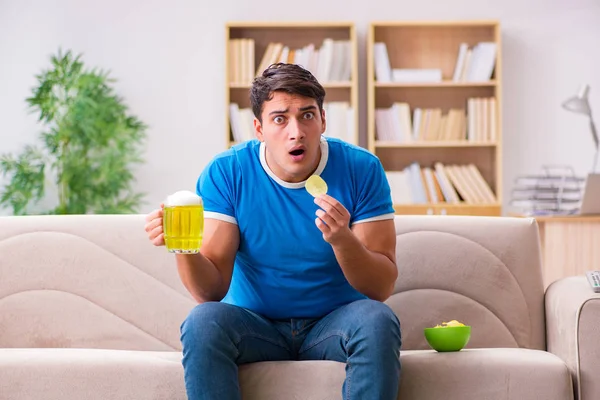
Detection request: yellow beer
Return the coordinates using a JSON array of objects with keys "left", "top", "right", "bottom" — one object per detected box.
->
[{"left": 163, "top": 191, "right": 204, "bottom": 254}]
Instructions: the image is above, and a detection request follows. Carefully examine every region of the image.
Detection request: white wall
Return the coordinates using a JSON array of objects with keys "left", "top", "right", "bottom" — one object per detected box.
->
[{"left": 1, "top": 0, "right": 599, "bottom": 215}]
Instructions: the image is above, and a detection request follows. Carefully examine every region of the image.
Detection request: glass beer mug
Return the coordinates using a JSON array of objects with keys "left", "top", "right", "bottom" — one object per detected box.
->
[{"left": 163, "top": 190, "right": 204, "bottom": 254}]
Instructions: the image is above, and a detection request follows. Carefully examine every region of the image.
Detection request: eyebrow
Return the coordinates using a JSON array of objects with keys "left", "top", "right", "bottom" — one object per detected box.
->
[{"left": 269, "top": 105, "right": 317, "bottom": 116}]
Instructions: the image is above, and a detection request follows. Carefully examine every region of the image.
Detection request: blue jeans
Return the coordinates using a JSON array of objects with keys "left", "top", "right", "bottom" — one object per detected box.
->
[{"left": 180, "top": 299, "right": 402, "bottom": 400}]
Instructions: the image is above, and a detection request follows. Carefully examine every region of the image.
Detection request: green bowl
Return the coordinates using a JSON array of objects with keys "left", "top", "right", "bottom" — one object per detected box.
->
[{"left": 424, "top": 326, "right": 471, "bottom": 352}]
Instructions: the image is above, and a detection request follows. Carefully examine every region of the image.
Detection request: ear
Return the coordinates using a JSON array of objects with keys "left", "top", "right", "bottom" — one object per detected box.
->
[
  {"left": 320, "top": 108, "right": 326, "bottom": 134},
  {"left": 254, "top": 117, "right": 264, "bottom": 142}
]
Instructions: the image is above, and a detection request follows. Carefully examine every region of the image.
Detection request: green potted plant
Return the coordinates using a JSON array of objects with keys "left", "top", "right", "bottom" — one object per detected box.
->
[{"left": 0, "top": 49, "right": 147, "bottom": 215}]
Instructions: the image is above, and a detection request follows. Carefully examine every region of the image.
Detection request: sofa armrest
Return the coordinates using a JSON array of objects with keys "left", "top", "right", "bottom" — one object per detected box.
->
[{"left": 545, "top": 276, "right": 600, "bottom": 400}]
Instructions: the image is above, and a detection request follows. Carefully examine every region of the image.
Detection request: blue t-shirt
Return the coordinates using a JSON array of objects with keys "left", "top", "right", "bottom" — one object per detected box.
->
[{"left": 196, "top": 136, "right": 395, "bottom": 319}]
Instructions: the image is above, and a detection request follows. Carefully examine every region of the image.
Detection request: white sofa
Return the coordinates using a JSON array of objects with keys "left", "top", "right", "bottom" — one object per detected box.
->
[{"left": 1, "top": 214, "right": 598, "bottom": 399}]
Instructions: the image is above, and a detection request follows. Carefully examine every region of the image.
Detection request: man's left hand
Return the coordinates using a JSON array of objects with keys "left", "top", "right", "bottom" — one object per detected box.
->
[{"left": 314, "top": 194, "right": 352, "bottom": 245}]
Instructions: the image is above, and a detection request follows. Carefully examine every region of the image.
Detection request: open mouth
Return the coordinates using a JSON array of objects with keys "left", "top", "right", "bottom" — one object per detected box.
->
[{"left": 289, "top": 149, "right": 305, "bottom": 156}]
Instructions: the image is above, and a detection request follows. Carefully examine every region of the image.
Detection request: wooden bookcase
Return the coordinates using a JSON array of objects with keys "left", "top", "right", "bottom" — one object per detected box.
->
[
  {"left": 225, "top": 22, "right": 359, "bottom": 149},
  {"left": 367, "top": 21, "right": 503, "bottom": 216}
]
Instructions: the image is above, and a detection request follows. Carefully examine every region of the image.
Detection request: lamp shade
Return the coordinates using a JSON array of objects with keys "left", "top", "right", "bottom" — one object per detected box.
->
[{"left": 562, "top": 84, "right": 592, "bottom": 116}]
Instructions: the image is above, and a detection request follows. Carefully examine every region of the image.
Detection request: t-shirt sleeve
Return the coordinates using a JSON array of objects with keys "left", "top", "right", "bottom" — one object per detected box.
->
[
  {"left": 351, "top": 155, "right": 395, "bottom": 225},
  {"left": 196, "top": 156, "right": 238, "bottom": 225}
]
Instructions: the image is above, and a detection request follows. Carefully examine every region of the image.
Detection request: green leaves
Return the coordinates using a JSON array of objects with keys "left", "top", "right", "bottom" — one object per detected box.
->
[
  {"left": 0, "top": 49, "right": 147, "bottom": 215},
  {"left": 0, "top": 146, "right": 46, "bottom": 215}
]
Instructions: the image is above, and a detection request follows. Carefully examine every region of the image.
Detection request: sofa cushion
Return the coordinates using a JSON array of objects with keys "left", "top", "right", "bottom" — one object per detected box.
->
[
  {"left": 390, "top": 216, "right": 547, "bottom": 351},
  {"left": 0, "top": 348, "right": 186, "bottom": 400},
  {"left": 0, "top": 215, "right": 197, "bottom": 350},
  {"left": 397, "top": 348, "right": 573, "bottom": 400},
  {"left": 240, "top": 348, "right": 573, "bottom": 400},
  {"left": 1, "top": 348, "right": 572, "bottom": 400}
]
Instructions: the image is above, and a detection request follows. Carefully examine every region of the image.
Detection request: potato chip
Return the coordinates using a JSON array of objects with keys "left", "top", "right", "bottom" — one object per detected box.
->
[
  {"left": 434, "top": 320, "right": 466, "bottom": 328},
  {"left": 305, "top": 175, "right": 328, "bottom": 197},
  {"left": 445, "top": 320, "right": 465, "bottom": 327}
]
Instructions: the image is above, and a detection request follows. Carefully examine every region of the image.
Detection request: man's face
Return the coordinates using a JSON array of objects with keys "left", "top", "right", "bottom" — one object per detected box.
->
[{"left": 255, "top": 91, "right": 326, "bottom": 183}]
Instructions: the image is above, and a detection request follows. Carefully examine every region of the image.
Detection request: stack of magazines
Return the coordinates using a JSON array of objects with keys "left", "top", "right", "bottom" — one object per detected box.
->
[{"left": 510, "top": 166, "right": 586, "bottom": 216}]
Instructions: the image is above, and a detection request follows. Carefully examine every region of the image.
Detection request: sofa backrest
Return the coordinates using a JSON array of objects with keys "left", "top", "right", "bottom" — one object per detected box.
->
[
  {"left": 387, "top": 215, "right": 546, "bottom": 351},
  {"left": 0, "top": 214, "right": 196, "bottom": 351},
  {"left": 0, "top": 214, "right": 546, "bottom": 353}
]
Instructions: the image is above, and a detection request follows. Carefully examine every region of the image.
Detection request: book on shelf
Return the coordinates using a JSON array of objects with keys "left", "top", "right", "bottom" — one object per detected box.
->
[
  {"left": 386, "top": 162, "right": 496, "bottom": 205},
  {"left": 229, "top": 38, "right": 352, "bottom": 85},
  {"left": 373, "top": 42, "right": 392, "bottom": 82},
  {"left": 373, "top": 41, "right": 496, "bottom": 83},
  {"left": 322, "top": 102, "right": 354, "bottom": 144},
  {"left": 375, "top": 98, "right": 497, "bottom": 143},
  {"left": 229, "top": 101, "right": 354, "bottom": 144},
  {"left": 452, "top": 42, "right": 497, "bottom": 83},
  {"left": 392, "top": 68, "right": 442, "bottom": 83}
]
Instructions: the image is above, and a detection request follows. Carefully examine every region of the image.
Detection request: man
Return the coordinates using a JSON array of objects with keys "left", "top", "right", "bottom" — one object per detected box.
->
[{"left": 145, "top": 63, "right": 401, "bottom": 400}]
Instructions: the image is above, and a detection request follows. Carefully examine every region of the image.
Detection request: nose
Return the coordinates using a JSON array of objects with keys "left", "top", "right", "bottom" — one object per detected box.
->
[{"left": 286, "top": 118, "right": 305, "bottom": 141}]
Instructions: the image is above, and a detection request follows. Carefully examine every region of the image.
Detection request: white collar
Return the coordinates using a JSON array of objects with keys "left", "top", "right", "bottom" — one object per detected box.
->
[{"left": 259, "top": 136, "right": 329, "bottom": 189}]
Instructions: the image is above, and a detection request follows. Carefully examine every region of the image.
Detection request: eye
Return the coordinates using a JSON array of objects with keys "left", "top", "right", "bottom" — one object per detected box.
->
[
  {"left": 303, "top": 112, "right": 315, "bottom": 120},
  {"left": 273, "top": 116, "right": 285, "bottom": 124}
]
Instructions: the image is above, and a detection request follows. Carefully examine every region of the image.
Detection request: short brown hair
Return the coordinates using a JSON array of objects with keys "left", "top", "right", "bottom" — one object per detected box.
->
[{"left": 250, "top": 63, "right": 326, "bottom": 122}]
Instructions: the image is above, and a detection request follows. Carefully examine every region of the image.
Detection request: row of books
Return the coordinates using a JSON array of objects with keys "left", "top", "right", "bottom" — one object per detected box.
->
[
  {"left": 375, "top": 97, "right": 497, "bottom": 143},
  {"left": 229, "top": 103, "right": 255, "bottom": 143},
  {"left": 386, "top": 162, "right": 497, "bottom": 205},
  {"left": 373, "top": 41, "right": 496, "bottom": 83},
  {"left": 228, "top": 38, "right": 352, "bottom": 86},
  {"left": 228, "top": 39, "right": 255, "bottom": 86},
  {"left": 229, "top": 102, "right": 354, "bottom": 144}
]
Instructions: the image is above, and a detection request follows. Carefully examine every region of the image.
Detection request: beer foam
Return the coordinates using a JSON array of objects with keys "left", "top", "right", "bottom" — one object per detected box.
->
[{"left": 165, "top": 190, "right": 203, "bottom": 206}]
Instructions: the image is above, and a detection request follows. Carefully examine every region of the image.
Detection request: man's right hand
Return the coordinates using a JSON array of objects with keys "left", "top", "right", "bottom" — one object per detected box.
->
[
  {"left": 145, "top": 208, "right": 240, "bottom": 302},
  {"left": 144, "top": 204, "right": 165, "bottom": 246}
]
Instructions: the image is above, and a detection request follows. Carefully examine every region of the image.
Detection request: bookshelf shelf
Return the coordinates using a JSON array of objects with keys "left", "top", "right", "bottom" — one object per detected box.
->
[
  {"left": 228, "top": 83, "right": 253, "bottom": 89},
  {"left": 368, "top": 20, "right": 503, "bottom": 216},
  {"left": 322, "top": 82, "right": 354, "bottom": 89},
  {"left": 375, "top": 80, "right": 497, "bottom": 88},
  {"left": 228, "top": 21, "right": 355, "bottom": 29},
  {"left": 375, "top": 141, "right": 497, "bottom": 148},
  {"left": 370, "top": 19, "right": 500, "bottom": 27},
  {"left": 231, "top": 82, "right": 354, "bottom": 89},
  {"left": 394, "top": 203, "right": 501, "bottom": 216},
  {"left": 225, "top": 22, "right": 359, "bottom": 148}
]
